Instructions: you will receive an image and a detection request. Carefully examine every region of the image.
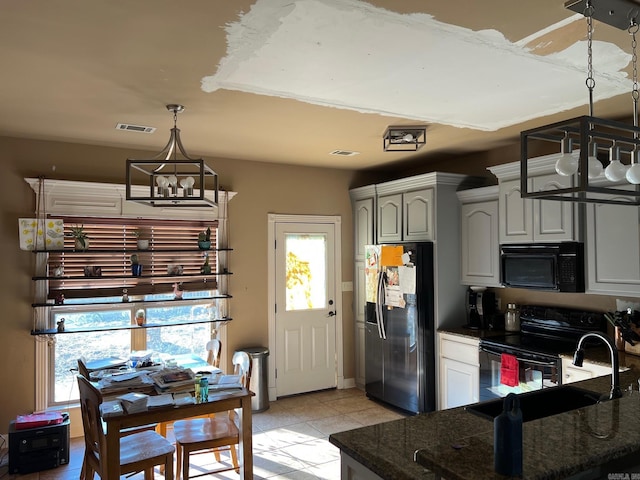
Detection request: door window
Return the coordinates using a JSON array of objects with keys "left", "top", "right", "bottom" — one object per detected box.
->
[{"left": 285, "top": 234, "right": 327, "bottom": 311}]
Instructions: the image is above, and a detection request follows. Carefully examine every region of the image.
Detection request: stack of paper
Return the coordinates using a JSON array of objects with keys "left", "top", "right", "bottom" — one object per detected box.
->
[
  {"left": 210, "top": 374, "right": 243, "bottom": 390},
  {"left": 173, "top": 392, "right": 195, "bottom": 406},
  {"left": 97, "top": 371, "right": 155, "bottom": 395},
  {"left": 100, "top": 400, "right": 124, "bottom": 418},
  {"left": 150, "top": 368, "right": 195, "bottom": 393},
  {"left": 117, "top": 392, "right": 149, "bottom": 413},
  {"left": 147, "top": 393, "right": 175, "bottom": 408}
]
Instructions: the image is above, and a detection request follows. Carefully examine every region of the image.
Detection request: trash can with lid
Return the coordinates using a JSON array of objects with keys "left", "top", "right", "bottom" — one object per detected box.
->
[{"left": 237, "top": 346, "right": 269, "bottom": 412}]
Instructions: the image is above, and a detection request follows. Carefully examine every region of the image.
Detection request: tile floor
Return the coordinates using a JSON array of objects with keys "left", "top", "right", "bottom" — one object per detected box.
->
[{"left": 1, "top": 388, "right": 406, "bottom": 480}]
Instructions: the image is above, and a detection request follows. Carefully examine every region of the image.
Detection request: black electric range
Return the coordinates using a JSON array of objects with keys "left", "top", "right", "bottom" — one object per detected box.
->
[{"left": 480, "top": 305, "right": 607, "bottom": 357}]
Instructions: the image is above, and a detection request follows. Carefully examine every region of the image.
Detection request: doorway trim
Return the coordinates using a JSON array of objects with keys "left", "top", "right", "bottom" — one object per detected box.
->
[{"left": 267, "top": 214, "right": 343, "bottom": 401}]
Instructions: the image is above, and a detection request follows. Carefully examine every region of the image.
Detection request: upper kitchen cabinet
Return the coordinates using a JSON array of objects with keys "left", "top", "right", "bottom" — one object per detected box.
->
[
  {"left": 350, "top": 185, "right": 376, "bottom": 261},
  {"left": 488, "top": 156, "right": 582, "bottom": 244},
  {"left": 376, "top": 185, "right": 434, "bottom": 243},
  {"left": 585, "top": 185, "right": 640, "bottom": 297},
  {"left": 457, "top": 186, "right": 500, "bottom": 287}
]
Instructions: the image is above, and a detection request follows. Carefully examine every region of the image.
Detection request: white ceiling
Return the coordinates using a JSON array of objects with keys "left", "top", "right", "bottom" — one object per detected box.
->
[{"left": 1, "top": 0, "right": 638, "bottom": 170}]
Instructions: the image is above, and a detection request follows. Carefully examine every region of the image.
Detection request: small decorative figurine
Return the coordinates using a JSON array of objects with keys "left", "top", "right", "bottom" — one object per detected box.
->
[
  {"left": 54, "top": 293, "right": 65, "bottom": 305},
  {"left": 57, "top": 318, "right": 65, "bottom": 332},
  {"left": 173, "top": 282, "right": 183, "bottom": 300},
  {"left": 122, "top": 289, "right": 129, "bottom": 302},
  {"left": 53, "top": 265, "right": 64, "bottom": 277}
]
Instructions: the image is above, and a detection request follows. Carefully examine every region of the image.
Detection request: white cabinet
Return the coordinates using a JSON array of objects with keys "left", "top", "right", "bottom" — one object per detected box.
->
[
  {"left": 457, "top": 186, "right": 500, "bottom": 287},
  {"left": 585, "top": 192, "right": 640, "bottom": 297},
  {"left": 350, "top": 186, "right": 376, "bottom": 387},
  {"left": 488, "top": 158, "right": 580, "bottom": 245},
  {"left": 340, "top": 452, "right": 384, "bottom": 480},
  {"left": 561, "top": 357, "right": 613, "bottom": 384},
  {"left": 438, "top": 332, "right": 479, "bottom": 410},
  {"left": 354, "top": 197, "right": 375, "bottom": 261},
  {"left": 377, "top": 188, "right": 434, "bottom": 243}
]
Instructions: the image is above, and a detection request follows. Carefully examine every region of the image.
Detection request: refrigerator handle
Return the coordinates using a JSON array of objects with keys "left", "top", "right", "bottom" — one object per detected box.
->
[{"left": 376, "top": 271, "right": 387, "bottom": 339}]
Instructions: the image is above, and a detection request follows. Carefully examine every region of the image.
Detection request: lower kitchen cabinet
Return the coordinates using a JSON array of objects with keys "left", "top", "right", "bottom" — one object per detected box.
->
[
  {"left": 340, "top": 453, "right": 384, "bottom": 480},
  {"left": 439, "top": 332, "right": 479, "bottom": 410},
  {"left": 561, "top": 358, "right": 613, "bottom": 384}
]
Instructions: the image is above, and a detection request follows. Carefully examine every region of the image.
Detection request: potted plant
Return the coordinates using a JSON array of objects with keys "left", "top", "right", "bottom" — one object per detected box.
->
[
  {"left": 130, "top": 254, "right": 143, "bottom": 277},
  {"left": 135, "top": 309, "right": 145, "bottom": 326},
  {"left": 70, "top": 224, "right": 89, "bottom": 251},
  {"left": 134, "top": 228, "right": 150, "bottom": 250},
  {"left": 198, "top": 226, "right": 211, "bottom": 250},
  {"left": 201, "top": 253, "right": 211, "bottom": 274}
]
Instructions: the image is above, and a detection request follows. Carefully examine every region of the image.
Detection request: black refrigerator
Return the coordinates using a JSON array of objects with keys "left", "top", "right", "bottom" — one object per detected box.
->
[{"left": 364, "top": 242, "right": 435, "bottom": 414}]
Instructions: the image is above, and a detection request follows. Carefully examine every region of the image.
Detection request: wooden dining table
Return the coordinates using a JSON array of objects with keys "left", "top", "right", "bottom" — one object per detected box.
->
[{"left": 102, "top": 388, "right": 254, "bottom": 480}]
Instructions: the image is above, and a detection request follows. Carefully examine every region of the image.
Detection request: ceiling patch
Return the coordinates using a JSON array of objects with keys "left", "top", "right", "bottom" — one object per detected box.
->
[{"left": 202, "top": 0, "right": 631, "bottom": 132}]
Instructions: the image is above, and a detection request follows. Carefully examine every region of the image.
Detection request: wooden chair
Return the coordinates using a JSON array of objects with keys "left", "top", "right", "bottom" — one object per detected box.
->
[
  {"left": 205, "top": 338, "right": 222, "bottom": 368},
  {"left": 157, "top": 338, "right": 223, "bottom": 439},
  {"left": 173, "top": 351, "right": 252, "bottom": 480},
  {"left": 77, "top": 375, "right": 175, "bottom": 480}
]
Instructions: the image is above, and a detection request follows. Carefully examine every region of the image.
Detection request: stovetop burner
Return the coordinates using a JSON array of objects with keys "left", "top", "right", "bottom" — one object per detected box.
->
[{"left": 480, "top": 305, "right": 607, "bottom": 357}]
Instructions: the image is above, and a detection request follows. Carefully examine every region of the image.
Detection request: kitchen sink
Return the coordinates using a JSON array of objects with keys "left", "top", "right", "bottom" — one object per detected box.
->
[{"left": 466, "top": 385, "right": 601, "bottom": 422}]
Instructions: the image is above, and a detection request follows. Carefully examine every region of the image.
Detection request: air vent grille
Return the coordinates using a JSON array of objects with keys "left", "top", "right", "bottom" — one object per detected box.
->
[
  {"left": 330, "top": 150, "right": 360, "bottom": 156},
  {"left": 116, "top": 123, "right": 156, "bottom": 134}
]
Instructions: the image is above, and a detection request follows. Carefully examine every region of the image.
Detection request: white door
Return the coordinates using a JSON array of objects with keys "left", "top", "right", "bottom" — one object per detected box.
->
[{"left": 274, "top": 222, "right": 337, "bottom": 397}]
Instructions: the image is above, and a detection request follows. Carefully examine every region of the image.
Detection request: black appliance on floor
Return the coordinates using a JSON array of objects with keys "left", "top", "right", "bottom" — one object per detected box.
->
[
  {"left": 364, "top": 242, "right": 435, "bottom": 414},
  {"left": 478, "top": 305, "right": 606, "bottom": 402},
  {"left": 8, "top": 417, "right": 70, "bottom": 474}
]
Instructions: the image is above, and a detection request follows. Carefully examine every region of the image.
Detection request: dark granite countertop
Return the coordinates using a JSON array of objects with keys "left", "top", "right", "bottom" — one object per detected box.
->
[{"left": 330, "top": 370, "right": 640, "bottom": 480}]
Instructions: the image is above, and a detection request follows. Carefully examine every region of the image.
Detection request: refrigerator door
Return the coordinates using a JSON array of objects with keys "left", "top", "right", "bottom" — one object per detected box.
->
[{"left": 382, "top": 294, "right": 420, "bottom": 412}]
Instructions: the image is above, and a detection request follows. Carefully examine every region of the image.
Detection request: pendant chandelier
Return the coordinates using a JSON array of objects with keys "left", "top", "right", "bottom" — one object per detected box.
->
[
  {"left": 520, "top": 0, "right": 640, "bottom": 205},
  {"left": 125, "top": 104, "right": 219, "bottom": 208}
]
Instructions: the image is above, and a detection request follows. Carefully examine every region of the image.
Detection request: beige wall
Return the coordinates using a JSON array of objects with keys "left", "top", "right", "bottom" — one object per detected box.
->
[{"left": 0, "top": 135, "right": 357, "bottom": 431}]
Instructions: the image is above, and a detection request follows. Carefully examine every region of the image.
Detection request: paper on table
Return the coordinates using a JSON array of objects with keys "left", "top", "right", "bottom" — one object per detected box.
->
[
  {"left": 173, "top": 392, "right": 195, "bottom": 406},
  {"left": 147, "top": 393, "right": 174, "bottom": 408}
]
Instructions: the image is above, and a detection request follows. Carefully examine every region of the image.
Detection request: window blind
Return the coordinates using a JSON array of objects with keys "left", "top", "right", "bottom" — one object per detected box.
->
[{"left": 45, "top": 217, "right": 219, "bottom": 300}]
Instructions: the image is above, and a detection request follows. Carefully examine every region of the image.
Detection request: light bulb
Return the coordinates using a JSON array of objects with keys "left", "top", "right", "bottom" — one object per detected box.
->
[
  {"left": 555, "top": 153, "right": 579, "bottom": 176},
  {"left": 180, "top": 176, "right": 195, "bottom": 197},
  {"left": 402, "top": 133, "right": 414, "bottom": 142},
  {"left": 184, "top": 176, "right": 195, "bottom": 187},
  {"left": 627, "top": 164, "right": 640, "bottom": 184},
  {"left": 554, "top": 133, "right": 578, "bottom": 176},
  {"left": 179, "top": 178, "right": 188, "bottom": 189},
  {"left": 167, "top": 175, "right": 178, "bottom": 187},
  {"left": 155, "top": 175, "right": 168, "bottom": 187},
  {"left": 588, "top": 158, "right": 603, "bottom": 178},
  {"left": 604, "top": 144, "right": 628, "bottom": 182},
  {"left": 587, "top": 148, "right": 603, "bottom": 179}
]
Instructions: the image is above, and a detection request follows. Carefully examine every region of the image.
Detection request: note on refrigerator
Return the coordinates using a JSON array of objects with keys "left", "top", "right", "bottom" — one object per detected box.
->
[{"left": 398, "top": 265, "right": 416, "bottom": 295}]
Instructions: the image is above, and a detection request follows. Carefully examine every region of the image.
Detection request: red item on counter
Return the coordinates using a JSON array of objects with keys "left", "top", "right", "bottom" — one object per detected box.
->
[{"left": 500, "top": 353, "right": 519, "bottom": 387}]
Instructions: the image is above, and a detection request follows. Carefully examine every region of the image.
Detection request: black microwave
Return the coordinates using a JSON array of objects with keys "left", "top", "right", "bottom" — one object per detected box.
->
[{"left": 500, "top": 242, "right": 585, "bottom": 292}]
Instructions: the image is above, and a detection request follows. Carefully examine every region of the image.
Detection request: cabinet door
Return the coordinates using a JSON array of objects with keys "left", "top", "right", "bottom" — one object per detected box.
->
[
  {"left": 586, "top": 197, "right": 640, "bottom": 296},
  {"left": 355, "top": 320, "right": 366, "bottom": 387},
  {"left": 354, "top": 198, "right": 375, "bottom": 261},
  {"left": 532, "top": 174, "right": 574, "bottom": 241},
  {"left": 377, "top": 193, "right": 402, "bottom": 243},
  {"left": 403, "top": 188, "right": 434, "bottom": 241},
  {"left": 460, "top": 200, "right": 500, "bottom": 286},
  {"left": 439, "top": 357, "right": 479, "bottom": 409},
  {"left": 499, "top": 179, "right": 532, "bottom": 243}
]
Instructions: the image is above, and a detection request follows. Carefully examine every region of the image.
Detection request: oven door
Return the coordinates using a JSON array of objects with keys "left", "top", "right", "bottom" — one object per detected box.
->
[{"left": 478, "top": 342, "right": 561, "bottom": 402}]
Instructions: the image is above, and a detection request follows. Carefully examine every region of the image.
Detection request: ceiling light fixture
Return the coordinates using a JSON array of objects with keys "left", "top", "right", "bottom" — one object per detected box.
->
[
  {"left": 125, "top": 104, "right": 219, "bottom": 208},
  {"left": 383, "top": 126, "right": 427, "bottom": 152},
  {"left": 520, "top": 0, "right": 640, "bottom": 205}
]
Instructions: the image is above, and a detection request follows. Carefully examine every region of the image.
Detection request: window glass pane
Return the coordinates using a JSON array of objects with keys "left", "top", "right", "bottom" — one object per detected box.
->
[
  {"left": 146, "top": 302, "right": 212, "bottom": 357},
  {"left": 285, "top": 234, "right": 326, "bottom": 311},
  {"left": 52, "top": 309, "right": 131, "bottom": 403}
]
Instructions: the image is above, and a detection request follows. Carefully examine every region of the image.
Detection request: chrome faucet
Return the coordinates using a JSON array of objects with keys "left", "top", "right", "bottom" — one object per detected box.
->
[{"left": 573, "top": 332, "right": 622, "bottom": 401}]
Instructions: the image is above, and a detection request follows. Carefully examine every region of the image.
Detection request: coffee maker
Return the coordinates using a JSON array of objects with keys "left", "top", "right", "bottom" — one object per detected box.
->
[{"left": 466, "top": 287, "right": 497, "bottom": 330}]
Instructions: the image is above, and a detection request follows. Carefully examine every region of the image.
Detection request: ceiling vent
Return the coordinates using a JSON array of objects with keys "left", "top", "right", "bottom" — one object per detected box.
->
[
  {"left": 116, "top": 123, "right": 156, "bottom": 134},
  {"left": 330, "top": 150, "right": 360, "bottom": 156}
]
